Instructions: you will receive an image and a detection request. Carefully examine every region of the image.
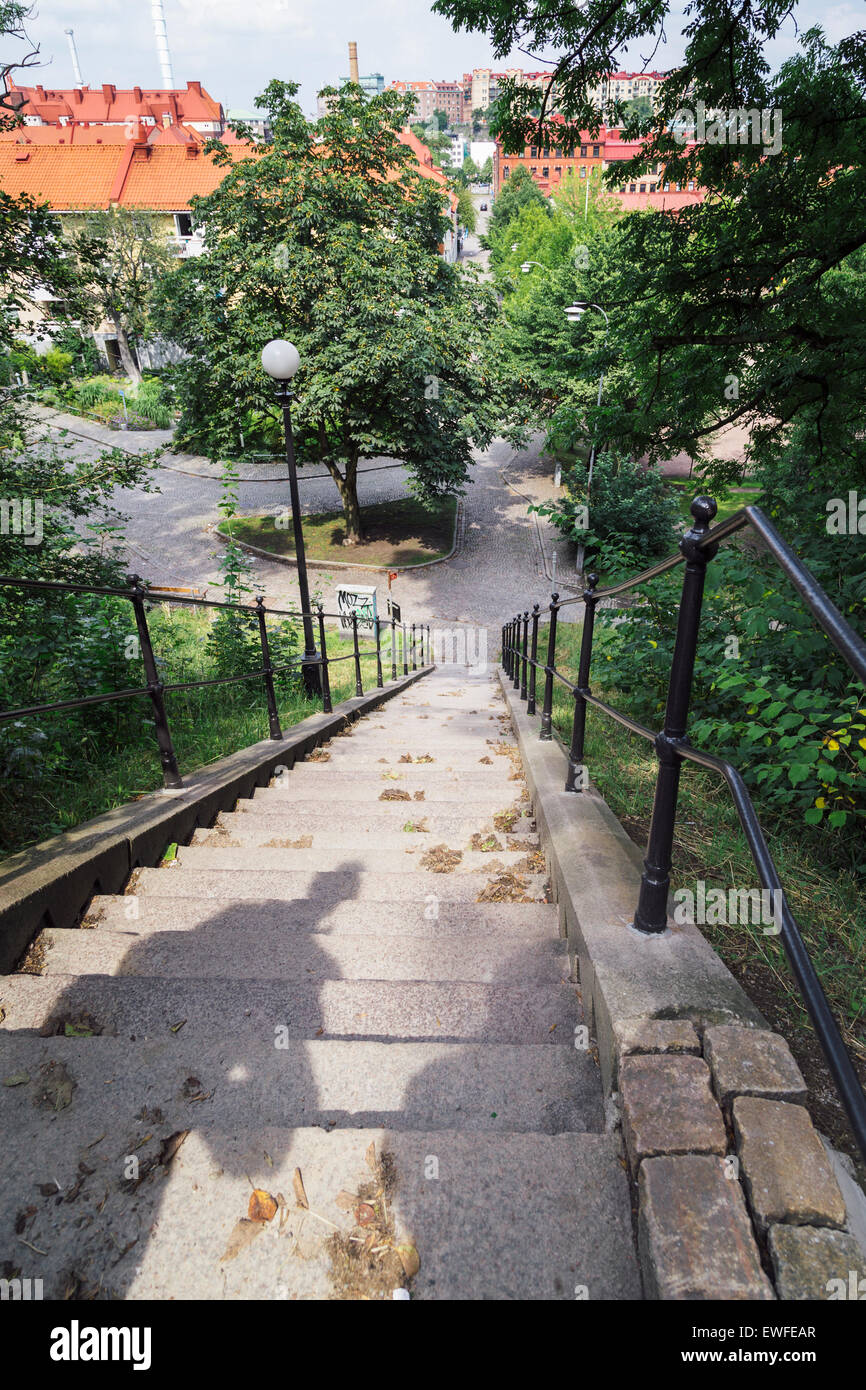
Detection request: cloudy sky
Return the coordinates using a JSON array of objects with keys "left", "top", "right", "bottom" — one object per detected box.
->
[{"left": 11, "top": 0, "right": 865, "bottom": 116}]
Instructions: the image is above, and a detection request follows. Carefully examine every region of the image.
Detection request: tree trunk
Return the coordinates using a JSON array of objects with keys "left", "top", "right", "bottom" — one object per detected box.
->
[
  {"left": 112, "top": 316, "right": 142, "bottom": 386},
  {"left": 325, "top": 455, "right": 363, "bottom": 544}
]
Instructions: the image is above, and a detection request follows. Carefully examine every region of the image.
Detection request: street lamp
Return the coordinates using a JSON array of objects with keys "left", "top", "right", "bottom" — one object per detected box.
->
[
  {"left": 567, "top": 301, "right": 610, "bottom": 576},
  {"left": 261, "top": 338, "right": 321, "bottom": 697}
]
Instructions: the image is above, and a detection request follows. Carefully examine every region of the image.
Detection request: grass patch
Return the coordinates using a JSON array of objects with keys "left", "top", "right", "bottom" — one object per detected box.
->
[
  {"left": 220, "top": 496, "right": 457, "bottom": 568},
  {"left": 668, "top": 479, "right": 762, "bottom": 528},
  {"left": 0, "top": 607, "right": 385, "bottom": 858},
  {"left": 530, "top": 619, "right": 866, "bottom": 1168}
]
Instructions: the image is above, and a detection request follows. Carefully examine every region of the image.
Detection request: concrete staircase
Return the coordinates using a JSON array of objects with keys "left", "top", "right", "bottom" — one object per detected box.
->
[{"left": 0, "top": 666, "right": 641, "bottom": 1300}]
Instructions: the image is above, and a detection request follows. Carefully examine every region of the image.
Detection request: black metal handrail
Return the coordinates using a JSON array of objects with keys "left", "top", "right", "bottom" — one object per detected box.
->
[
  {"left": 501, "top": 496, "right": 866, "bottom": 1161},
  {"left": 0, "top": 572, "right": 430, "bottom": 790}
]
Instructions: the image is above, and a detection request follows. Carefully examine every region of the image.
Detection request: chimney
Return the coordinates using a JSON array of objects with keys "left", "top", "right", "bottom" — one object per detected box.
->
[
  {"left": 151, "top": 0, "right": 176, "bottom": 89},
  {"left": 348, "top": 41, "right": 359, "bottom": 84},
  {"left": 64, "top": 29, "right": 84, "bottom": 87}
]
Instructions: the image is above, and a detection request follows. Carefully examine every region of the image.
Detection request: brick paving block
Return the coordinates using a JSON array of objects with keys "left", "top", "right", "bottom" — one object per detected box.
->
[
  {"left": 639, "top": 1154, "right": 775, "bottom": 1300},
  {"left": 733, "top": 1097, "right": 846, "bottom": 1229},
  {"left": 768, "top": 1224, "right": 866, "bottom": 1301},
  {"left": 620, "top": 1053, "right": 726, "bottom": 1170},
  {"left": 615, "top": 1018, "right": 701, "bottom": 1060},
  {"left": 705, "top": 1025, "right": 807, "bottom": 1105}
]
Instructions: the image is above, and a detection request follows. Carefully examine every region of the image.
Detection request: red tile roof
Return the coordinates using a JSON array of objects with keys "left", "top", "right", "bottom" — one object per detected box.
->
[
  {"left": 0, "top": 127, "right": 236, "bottom": 210},
  {"left": 0, "top": 123, "right": 455, "bottom": 215},
  {"left": 5, "top": 79, "right": 223, "bottom": 128}
]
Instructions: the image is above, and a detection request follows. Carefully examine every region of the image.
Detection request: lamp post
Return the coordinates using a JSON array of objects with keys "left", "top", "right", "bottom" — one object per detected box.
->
[
  {"left": 261, "top": 338, "right": 320, "bottom": 697},
  {"left": 565, "top": 301, "right": 609, "bottom": 577}
]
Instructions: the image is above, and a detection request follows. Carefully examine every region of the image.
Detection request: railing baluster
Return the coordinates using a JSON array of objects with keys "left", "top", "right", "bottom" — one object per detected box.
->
[
  {"left": 426, "top": 624, "right": 430, "bottom": 666},
  {"left": 352, "top": 611, "right": 363, "bottom": 696},
  {"left": 512, "top": 615, "right": 521, "bottom": 690},
  {"left": 411, "top": 622, "right": 417, "bottom": 671},
  {"left": 520, "top": 610, "right": 529, "bottom": 700},
  {"left": 255, "top": 595, "right": 283, "bottom": 740},
  {"left": 565, "top": 574, "right": 598, "bottom": 792},
  {"left": 539, "top": 593, "right": 559, "bottom": 740},
  {"left": 402, "top": 624, "right": 409, "bottom": 676},
  {"left": 527, "top": 603, "right": 540, "bottom": 715},
  {"left": 127, "top": 574, "right": 182, "bottom": 788},
  {"left": 634, "top": 499, "right": 718, "bottom": 933},
  {"left": 317, "top": 604, "right": 333, "bottom": 714},
  {"left": 375, "top": 616, "right": 384, "bottom": 688},
  {"left": 390, "top": 613, "right": 398, "bottom": 681}
]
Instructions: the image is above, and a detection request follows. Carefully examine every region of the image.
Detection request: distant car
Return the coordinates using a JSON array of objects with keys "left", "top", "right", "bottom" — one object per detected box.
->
[{"left": 480, "top": 202, "right": 488, "bottom": 211}]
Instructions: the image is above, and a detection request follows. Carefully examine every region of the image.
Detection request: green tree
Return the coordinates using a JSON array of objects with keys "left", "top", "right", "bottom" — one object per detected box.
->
[
  {"left": 65, "top": 208, "right": 177, "bottom": 385},
  {"left": 487, "top": 162, "right": 549, "bottom": 238},
  {"left": 433, "top": 108, "right": 449, "bottom": 130},
  {"left": 156, "top": 80, "right": 510, "bottom": 544}
]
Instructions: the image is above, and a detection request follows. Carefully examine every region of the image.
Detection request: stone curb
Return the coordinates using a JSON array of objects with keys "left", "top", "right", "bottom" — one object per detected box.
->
[
  {"left": 499, "top": 669, "right": 866, "bottom": 1300},
  {"left": 0, "top": 667, "right": 433, "bottom": 972}
]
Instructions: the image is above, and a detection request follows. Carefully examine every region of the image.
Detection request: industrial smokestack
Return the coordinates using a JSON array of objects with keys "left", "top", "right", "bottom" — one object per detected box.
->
[
  {"left": 64, "top": 28, "right": 84, "bottom": 88},
  {"left": 151, "top": 0, "right": 175, "bottom": 89},
  {"left": 348, "top": 41, "right": 359, "bottom": 85}
]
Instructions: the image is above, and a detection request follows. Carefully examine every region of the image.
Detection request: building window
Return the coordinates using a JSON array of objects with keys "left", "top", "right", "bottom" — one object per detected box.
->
[
  {"left": 555, "top": 145, "right": 562, "bottom": 156},
  {"left": 688, "top": 180, "right": 695, "bottom": 190},
  {"left": 629, "top": 183, "right": 636, "bottom": 193},
  {"left": 554, "top": 166, "right": 562, "bottom": 175},
  {"left": 530, "top": 146, "right": 538, "bottom": 158},
  {"left": 503, "top": 166, "right": 510, "bottom": 177},
  {"left": 542, "top": 166, "right": 549, "bottom": 177},
  {"left": 530, "top": 166, "right": 537, "bottom": 174},
  {"left": 580, "top": 144, "right": 587, "bottom": 157},
  {"left": 639, "top": 183, "right": 646, "bottom": 192},
  {"left": 663, "top": 182, "right": 670, "bottom": 191},
  {"left": 619, "top": 186, "right": 626, "bottom": 193},
  {"left": 175, "top": 212, "right": 193, "bottom": 238},
  {"left": 579, "top": 166, "right": 586, "bottom": 178},
  {"left": 592, "top": 145, "right": 600, "bottom": 157}
]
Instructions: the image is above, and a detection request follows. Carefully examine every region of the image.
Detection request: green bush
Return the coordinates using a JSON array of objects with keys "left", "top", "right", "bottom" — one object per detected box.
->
[
  {"left": 41, "top": 349, "right": 75, "bottom": 385},
  {"left": 532, "top": 452, "right": 681, "bottom": 574}
]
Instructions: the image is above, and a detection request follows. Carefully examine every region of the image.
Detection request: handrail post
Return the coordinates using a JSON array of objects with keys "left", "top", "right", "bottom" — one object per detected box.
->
[
  {"left": 255, "top": 595, "right": 283, "bottom": 740},
  {"left": 565, "top": 574, "right": 598, "bottom": 792},
  {"left": 512, "top": 615, "right": 521, "bottom": 690},
  {"left": 411, "top": 622, "right": 417, "bottom": 671},
  {"left": 402, "top": 624, "right": 408, "bottom": 676},
  {"left": 503, "top": 621, "right": 509, "bottom": 676},
  {"left": 508, "top": 618, "right": 515, "bottom": 677},
  {"left": 520, "top": 610, "right": 529, "bottom": 700},
  {"left": 390, "top": 613, "right": 398, "bottom": 681},
  {"left": 634, "top": 499, "right": 718, "bottom": 932},
  {"left": 426, "top": 624, "right": 430, "bottom": 666},
  {"left": 317, "top": 604, "right": 333, "bottom": 714},
  {"left": 127, "top": 573, "right": 182, "bottom": 788},
  {"left": 539, "top": 593, "right": 560, "bottom": 739},
  {"left": 527, "top": 603, "right": 540, "bottom": 714},
  {"left": 352, "top": 611, "right": 363, "bottom": 696},
  {"left": 375, "top": 616, "right": 384, "bottom": 688}
]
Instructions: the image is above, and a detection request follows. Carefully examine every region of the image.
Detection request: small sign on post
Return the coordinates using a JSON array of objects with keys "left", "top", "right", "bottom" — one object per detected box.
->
[{"left": 336, "top": 584, "right": 377, "bottom": 636}]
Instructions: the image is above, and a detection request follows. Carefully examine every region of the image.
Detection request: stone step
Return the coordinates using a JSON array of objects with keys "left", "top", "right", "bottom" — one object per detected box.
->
[
  {"left": 190, "top": 825, "right": 538, "bottom": 854},
  {"left": 283, "top": 763, "right": 516, "bottom": 778},
  {"left": 128, "top": 867, "right": 548, "bottom": 902},
  {"left": 0, "top": 1122, "right": 639, "bottom": 1299},
  {"left": 41, "top": 927, "right": 567, "bottom": 985},
  {"left": 296, "top": 743, "right": 519, "bottom": 766},
  {"left": 249, "top": 779, "right": 526, "bottom": 805},
  {"left": 0, "top": 972, "right": 580, "bottom": 1043},
  {"left": 0, "top": 1033, "right": 600, "bottom": 1137},
  {"left": 83, "top": 895, "right": 558, "bottom": 937},
  {"left": 210, "top": 811, "right": 536, "bottom": 841},
  {"left": 171, "top": 845, "right": 545, "bottom": 878},
  {"left": 232, "top": 798, "right": 530, "bottom": 822}
]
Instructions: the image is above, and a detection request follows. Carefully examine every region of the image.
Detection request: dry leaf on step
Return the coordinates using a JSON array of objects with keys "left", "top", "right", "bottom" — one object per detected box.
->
[
  {"left": 396, "top": 1244, "right": 420, "bottom": 1278},
  {"left": 220, "top": 1219, "right": 263, "bottom": 1263},
  {"left": 292, "top": 1168, "right": 309, "bottom": 1210},
  {"left": 248, "top": 1189, "right": 278, "bottom": 1223}
]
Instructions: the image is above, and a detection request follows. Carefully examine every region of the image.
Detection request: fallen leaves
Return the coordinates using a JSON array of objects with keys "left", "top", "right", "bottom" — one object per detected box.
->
[
  {"left": 380, "top": 789, "right": 411, "bottom": 801},
  {"left": 249, "top": 1189, "right": 278, "bottom": 1223},
  {"left": 34, "top": 1060, "right": 75, "bottom": 1112},
  {"left": 420, "top": 845, "right": 463, "bottom": 873}
]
